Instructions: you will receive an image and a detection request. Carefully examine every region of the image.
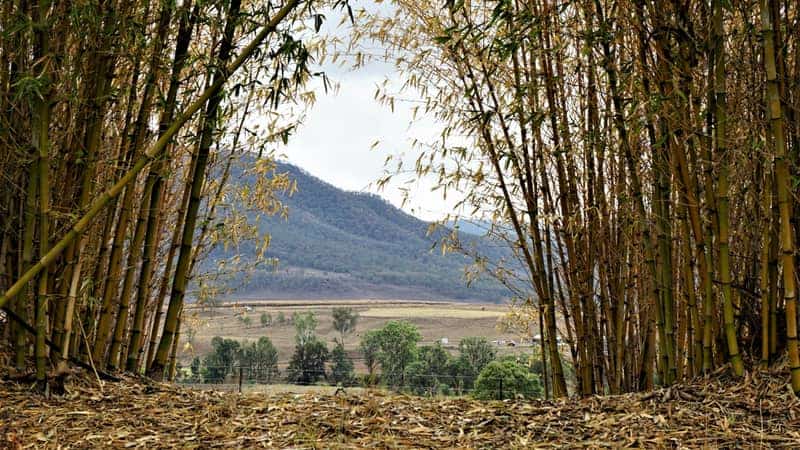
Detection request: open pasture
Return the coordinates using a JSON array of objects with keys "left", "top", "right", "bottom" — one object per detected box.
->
[{"left": 181, "top": 299, "right": 527, "bottom": 369}]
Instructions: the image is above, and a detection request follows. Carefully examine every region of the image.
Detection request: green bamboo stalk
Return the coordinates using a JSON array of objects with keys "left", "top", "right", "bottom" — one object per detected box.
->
[
  {"left": 148, "top": 0, "right": 244, "bottom": 379},
  {"left": 106, "top": 1, "right": 176, "bottom": 371},
  {"left": 761, "top": 0, "right": 800, "bottom": 394},
  {"left": 127, "top": 0, "right": 198, "bottom": 374},
  {"left": 712, "top": 0, "right": 744, "bottom": 377}
]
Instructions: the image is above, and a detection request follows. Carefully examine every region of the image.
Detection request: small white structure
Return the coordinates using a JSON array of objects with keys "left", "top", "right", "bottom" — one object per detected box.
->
[{"left": 440, "top": 337, "right": 449, "bottom": 345}]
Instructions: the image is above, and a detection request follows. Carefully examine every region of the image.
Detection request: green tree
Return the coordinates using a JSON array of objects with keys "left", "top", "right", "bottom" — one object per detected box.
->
[
  {"left": 240, "top": 337, "right": 279, "bottom": 382},
  {"left": 372, "top": 321, "right": 421, "bottom": 387},
  {"left": 285, "top": 311, "right": 327, "bottom": 384},
  {"left": 332, "top": 307, "right": 358, "bottom": 344},
  {"left": 292, "top": 312, "right": 318, "bottom": 346},
  {"left": 190, "top": 357, "right": 201, "bottom": 382},
  {"left": 360, "top": 329, "right": 381, "bottom": 378},
  {"left": 260, "top": 312, "right": 272, "bottom": 328},
  {"left": 330, "top": 342, "right": 355, "bottom": 385},
  {"left": 201, "top": 337, "right": 241, "bottom": 383},
  {"left": 277, "top": 312, "right": 286, "bottom": 325},
  {"left": 445, "top": 357, "right": 471, "bottom": 394},
  {"left": 286, "top": 336, "right": 328, "bottom": 385},
  {"left": 405, "top": 343, "right": 452, "bottom": 395},
  {"left": 457, "top": 337, "right": 496, "bottom": 389},
  {"left": 473, "top": 360, "right": 543, "bottom": 401}
]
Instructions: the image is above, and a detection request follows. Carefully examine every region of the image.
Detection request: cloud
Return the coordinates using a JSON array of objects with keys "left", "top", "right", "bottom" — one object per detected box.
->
[{"left": 285, "top": 65, "right": 464, "bottom": 221}]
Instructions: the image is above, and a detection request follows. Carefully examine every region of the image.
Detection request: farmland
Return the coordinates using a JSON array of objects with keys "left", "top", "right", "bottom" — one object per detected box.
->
[{"left": 180, "top": 299, "right": 530, "bottom": 371}]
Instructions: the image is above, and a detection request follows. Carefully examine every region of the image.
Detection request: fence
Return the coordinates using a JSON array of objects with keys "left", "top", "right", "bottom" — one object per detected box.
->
[{"left": 176, "top": 365, "right": 535, "bottom": 400}]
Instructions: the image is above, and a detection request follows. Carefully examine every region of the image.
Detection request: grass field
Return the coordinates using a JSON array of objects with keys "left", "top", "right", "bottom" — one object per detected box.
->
[
  {"left": 181, "top": 382, "right": 371, "bottom": 395},
  {"left": 180, "top": 299, "right": 529, "bottom": 371}
]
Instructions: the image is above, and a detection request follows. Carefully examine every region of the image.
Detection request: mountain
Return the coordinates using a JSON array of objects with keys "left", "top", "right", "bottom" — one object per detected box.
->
[
  {"left": 445, "top": 219, "right": 494, "bottom": 237},
  {"left": 204, "top": 158, "right": 511, "bottom": 302}
]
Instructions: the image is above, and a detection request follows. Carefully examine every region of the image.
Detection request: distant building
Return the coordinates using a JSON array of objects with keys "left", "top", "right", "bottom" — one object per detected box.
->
[{"left": 440, "top": 337, "right": 449, "bottom": 345}]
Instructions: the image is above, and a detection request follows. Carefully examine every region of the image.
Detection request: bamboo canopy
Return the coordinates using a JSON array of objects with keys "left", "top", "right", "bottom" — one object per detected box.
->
[
  {"left": 2, "top": 0, "right": 800, "bottom": 400},
  {"left": 358, "top": 0, "right": 800, "bottom": 396},
  {"left": 0, "top": 0, "right": 319, "bottom": 387}
]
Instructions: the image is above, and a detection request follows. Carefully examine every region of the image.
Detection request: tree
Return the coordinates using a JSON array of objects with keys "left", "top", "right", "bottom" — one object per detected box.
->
[
  {"left": 360, "top": 329, "right": 381, "bottom": 379},
  {"left": 473, "top": 360, "right": 543, "bottom": 401},
  {"left": 241, "top": 337, "right": 279, "bottom": 382},
  {"left": 260, "top": 312, "right": 272, "bottom": 328},
  {"left": 189, "top": 357, "right": 202, "bottom": 382},
  {"left": 405, "top": 343, "right": 452, "bottom": 395},
  {"left": 202, "top": 337, "right": 241, "bottom": 383},
  {"left": 286, "top": 336, "right": 328, "bottom": 385},
  {"left": 371, "top": 321, "right": 421, "bottom": 387},
  {"left": 330, "top": 342, "right": 355, "bottom": 385},
  {"left": 292, "top": 312, "right": 318, "bottom": 346},
  {"left": 332, "top": 307, "right": 358, "bottom": 344},
  {"left": 285, "top": 311, "right": 327, "bottom": 384},
  {"left": 277, "top": 312, "right": 286, "bottom": 325},
  {"left": 457, "top": 337, "right": 496, "bottom": 389}
]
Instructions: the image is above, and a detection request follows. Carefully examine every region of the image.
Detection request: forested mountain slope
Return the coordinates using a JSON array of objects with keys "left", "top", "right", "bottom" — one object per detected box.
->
[{"left": 207, "top": 159, "right": 510, "bottom": 302}]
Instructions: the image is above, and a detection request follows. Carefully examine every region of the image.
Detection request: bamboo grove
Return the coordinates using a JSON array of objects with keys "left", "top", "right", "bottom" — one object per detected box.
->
[
  {"left": 362, "top": 0, "right": 800, "bottom": 396},
  {"left": 0, "top": 0, "right": 338, "bottom": 390}
]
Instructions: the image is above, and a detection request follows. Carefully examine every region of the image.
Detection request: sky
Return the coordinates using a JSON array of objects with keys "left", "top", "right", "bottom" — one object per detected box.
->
[{"left": 278, "top": 4, "right": 464, "bottom": 222}]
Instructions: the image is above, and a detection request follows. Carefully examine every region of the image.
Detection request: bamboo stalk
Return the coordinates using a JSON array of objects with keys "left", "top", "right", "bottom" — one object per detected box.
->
[
  {"left": 712, "top": 0, "right": 744, "bottom": 377},
  {"left": 127, "top": 0, "right": 198, "bottom": 374},
  {"left": 0, "top": 0, "right": 303, "bottom": 313},
  {"left": 761, "top": 0, "right": 800, "bottom": 393}
]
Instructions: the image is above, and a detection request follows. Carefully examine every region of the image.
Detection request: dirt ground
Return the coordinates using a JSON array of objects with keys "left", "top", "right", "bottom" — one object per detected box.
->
[{"left": 181, "top": 299, "right": 530, "bottom": 370}]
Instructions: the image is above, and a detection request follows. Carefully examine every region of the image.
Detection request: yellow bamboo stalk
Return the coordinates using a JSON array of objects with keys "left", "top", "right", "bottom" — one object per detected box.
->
[{"left": 0, "top": 0, "right": 302, "bottom": 312}]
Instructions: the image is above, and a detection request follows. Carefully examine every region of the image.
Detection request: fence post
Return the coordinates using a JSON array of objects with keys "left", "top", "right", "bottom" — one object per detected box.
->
[{"left": 238, "top": 366, "right": 243, "bottom": 393}]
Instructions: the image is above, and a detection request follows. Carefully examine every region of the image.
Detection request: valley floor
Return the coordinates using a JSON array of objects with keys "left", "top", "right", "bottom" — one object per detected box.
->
[{"left": 2, "top": 370, "right": 799, "bottom": 448}]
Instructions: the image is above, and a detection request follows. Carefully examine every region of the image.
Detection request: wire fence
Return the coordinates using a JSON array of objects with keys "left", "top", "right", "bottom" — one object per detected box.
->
[{"left": 176, "top": 365, "right": 537, "bottom": 400}]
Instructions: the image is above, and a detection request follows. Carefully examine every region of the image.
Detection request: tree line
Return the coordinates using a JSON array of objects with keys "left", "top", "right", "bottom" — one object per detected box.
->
[
  {"left": 183, "top": 309, "right": 543, "bottom": 400},
  {"left": 361, "top": 0, "right": 800, "bottom": 396}
]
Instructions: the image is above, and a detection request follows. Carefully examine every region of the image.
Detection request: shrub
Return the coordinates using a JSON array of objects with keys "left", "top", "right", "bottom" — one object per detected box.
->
[{"left": 473, "top": 360, "right": 543, "bottom": 400}]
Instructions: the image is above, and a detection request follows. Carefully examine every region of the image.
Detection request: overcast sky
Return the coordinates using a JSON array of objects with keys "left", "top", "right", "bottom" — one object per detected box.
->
[{"left": 279, "top": 5, "right": 463, "bottom": 222}]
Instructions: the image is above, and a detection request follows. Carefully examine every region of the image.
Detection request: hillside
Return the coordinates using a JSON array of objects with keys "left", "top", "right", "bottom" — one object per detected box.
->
[{"left": 205, "top": 158, "right": 510, "bottom": 302}]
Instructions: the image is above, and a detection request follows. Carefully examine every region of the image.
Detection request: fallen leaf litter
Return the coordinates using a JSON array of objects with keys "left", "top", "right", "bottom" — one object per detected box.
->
[{"left": 1, "top": 368, "right": 799, "bottom": 449}]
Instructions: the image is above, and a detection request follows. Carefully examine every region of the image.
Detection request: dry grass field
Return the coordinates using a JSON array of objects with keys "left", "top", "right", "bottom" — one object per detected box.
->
[{"left": 180, "top": 300, "right": 529, "bottom": 370}]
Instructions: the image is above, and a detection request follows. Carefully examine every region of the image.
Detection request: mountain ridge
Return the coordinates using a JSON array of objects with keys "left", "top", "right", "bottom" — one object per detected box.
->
[{"left": 205, "top": 157, "right": 510, "bottom": 303}]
